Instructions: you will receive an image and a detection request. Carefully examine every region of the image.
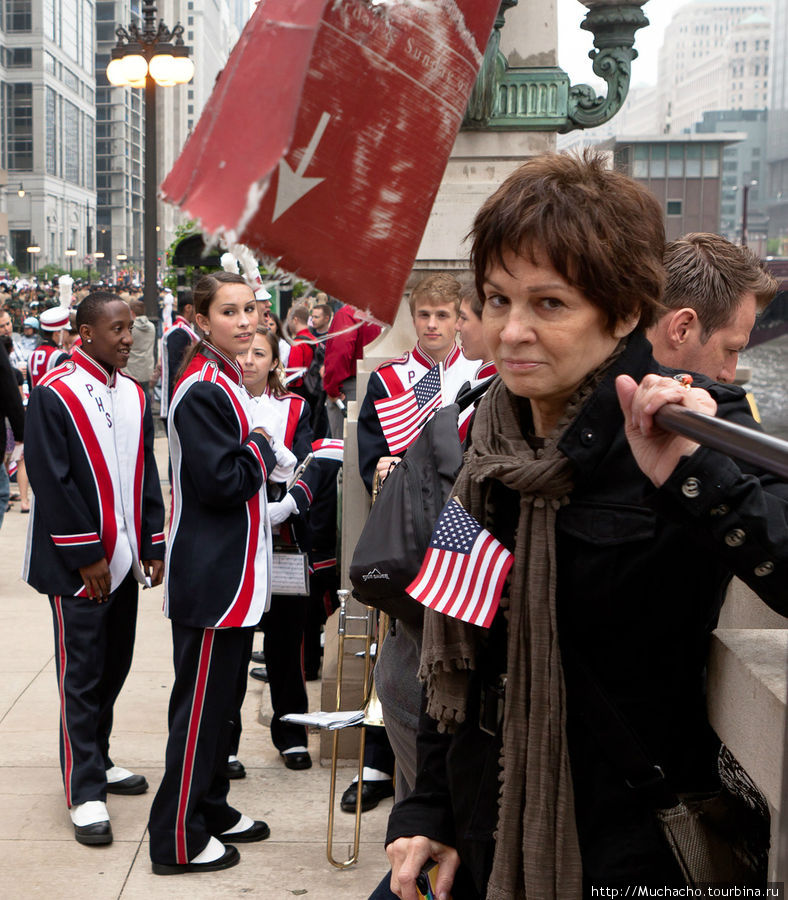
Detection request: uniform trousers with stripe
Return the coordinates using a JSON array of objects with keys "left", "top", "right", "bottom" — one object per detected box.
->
[
  {"left": 148, "top": 623, "right": 253, "bottom": 865},
  {"left": 262, "top": 593, "right": 309, "bottom": 752},
  {"left": 49, "top": 572, "right": 138, "bottom": 808}
]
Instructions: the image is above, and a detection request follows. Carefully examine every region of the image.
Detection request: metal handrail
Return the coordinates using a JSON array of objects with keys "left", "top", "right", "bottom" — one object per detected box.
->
[{"left": 655, "top": 405, "right": 788, "bottom": 480}]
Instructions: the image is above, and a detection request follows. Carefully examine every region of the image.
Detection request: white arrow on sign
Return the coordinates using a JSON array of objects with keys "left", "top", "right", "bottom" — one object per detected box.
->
[{"left": 272, "top": 111, "right": 331, "bottom": 222}]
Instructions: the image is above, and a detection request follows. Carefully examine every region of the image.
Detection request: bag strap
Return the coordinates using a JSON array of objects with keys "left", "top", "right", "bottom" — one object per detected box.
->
[
  {"left": 455, "top": 375, "right": 497, "bottom": 412},
  {"left": 567, "top": 653, "right": 680, "bottom": 810}
]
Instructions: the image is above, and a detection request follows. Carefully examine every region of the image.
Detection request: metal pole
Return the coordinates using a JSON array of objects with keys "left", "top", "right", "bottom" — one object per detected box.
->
[
  {"left": 741, "top": 183, "right": 750, "bottom": 247},
  {"left": 143, "top": 70, "right": 158, "bottom": 320},
  {"left": 654, "top": 404, "right": 788, "bottom": 480}
]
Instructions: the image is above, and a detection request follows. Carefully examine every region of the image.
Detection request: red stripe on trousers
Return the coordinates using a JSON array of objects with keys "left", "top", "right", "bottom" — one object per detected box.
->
[{"left": 175, "top": 629, "right": 215, "bottom": 864}]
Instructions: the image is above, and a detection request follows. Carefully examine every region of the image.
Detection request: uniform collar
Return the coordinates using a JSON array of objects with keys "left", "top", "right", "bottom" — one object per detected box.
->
[
  {"left": 412, "top": 341, "right": 462, "bottom": 369},
  {"left": 477, "top": 360, "right": 497, "bottom": 379},
  {"left": 201, "top": 341, "right": 244, "bottom": 386},
  {"left": 73, "top": 346, "right": 117, "bottom": 387}
]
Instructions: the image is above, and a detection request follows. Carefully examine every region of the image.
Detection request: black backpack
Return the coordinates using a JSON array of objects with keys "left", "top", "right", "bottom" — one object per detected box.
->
[{"left": 349, "top": 378, "right": 494, "bottom": 626}]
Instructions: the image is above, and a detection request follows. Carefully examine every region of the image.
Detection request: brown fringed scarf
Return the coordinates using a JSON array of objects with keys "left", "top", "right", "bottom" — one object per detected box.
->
[{"left": 419, "top": 343, "right": 627, "bottom": 900}]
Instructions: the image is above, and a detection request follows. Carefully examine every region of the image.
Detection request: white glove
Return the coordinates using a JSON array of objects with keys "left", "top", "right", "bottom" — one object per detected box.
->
[
  {"left": 250, "top": 393, "right": 288, "bottom": 445},
  {"left": 268, "top": 493, "right": 298, "bottom": 526},
  {"left": 269, "top": 440, "right": 297, "bottom": 483}
]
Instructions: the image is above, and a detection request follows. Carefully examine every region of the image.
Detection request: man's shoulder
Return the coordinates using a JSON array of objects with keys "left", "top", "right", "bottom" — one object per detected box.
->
[
  {"left": 375, "top": 351, "right": 411, "bottom": 374},
  {"left": 38, "top": 358, "right": 76, "bottom": 389}
]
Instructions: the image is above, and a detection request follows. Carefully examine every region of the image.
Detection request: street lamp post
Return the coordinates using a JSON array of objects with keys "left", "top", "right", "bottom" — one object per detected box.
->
[
  {"left": 106, "top": 1, "right": 194, "bottom": 320},
  {"left": 740, "top": 178, "right": 758, "bottom": 248},
  {"left": 27, "top": 242, "right": 40, "bottom": 278},
  {"left": 65, "top": 247, "right": 77, "bottom": 274},
  {"left": 93, "top": 251, "right": 105, "bottom": 282}
]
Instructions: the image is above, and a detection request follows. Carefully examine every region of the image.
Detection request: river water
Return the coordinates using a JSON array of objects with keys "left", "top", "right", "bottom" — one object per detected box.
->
[{"left": 741, "top": 334, "right": 788, "bottom": 440}]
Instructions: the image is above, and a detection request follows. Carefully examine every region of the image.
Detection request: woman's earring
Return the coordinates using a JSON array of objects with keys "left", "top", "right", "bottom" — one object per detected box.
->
[
  {"left": 204, "top": 331, "right": 210, "bottom": 336},
  {"left": 86, "top": 338, "right": 92, "bottom": 343}
]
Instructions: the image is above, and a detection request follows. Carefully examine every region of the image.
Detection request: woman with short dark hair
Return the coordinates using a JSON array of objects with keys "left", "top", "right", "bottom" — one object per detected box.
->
[{"left": 385, "top": 153, "right": 788, "bottom": 899}]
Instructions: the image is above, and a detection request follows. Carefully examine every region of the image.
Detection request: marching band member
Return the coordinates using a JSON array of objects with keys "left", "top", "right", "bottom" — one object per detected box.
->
[
  {"left": 26, "top": 306, "right": 70, "bottom": 391},
  {"left": 357, "top": 273, "right": 478, "bottom": 494},
  {"left": 148, "top": 273, "right": 295, "bottom": 875},
  {"left": 240, "top": 327, "right": 316, "bottom": 770},
  {"left": 23, "top": 291, "right": 165, "bottom": 846},
  {"left": 159, "top": 290, "right": 198, "bottom": 422}
]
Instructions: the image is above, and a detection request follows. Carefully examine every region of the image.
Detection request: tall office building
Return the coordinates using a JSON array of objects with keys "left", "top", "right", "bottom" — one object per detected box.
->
[
  {"left": 1, "top": 0, "right": 97, "bottom": 275},
  {"left": 658, "top": 2, "right": 771, "bottom": 133},
  {"left": 94, "top": 0, "right": 246, "bottom": 281},
  {"left": 767, "top": 0, "right": 788, "bottom": 248}
]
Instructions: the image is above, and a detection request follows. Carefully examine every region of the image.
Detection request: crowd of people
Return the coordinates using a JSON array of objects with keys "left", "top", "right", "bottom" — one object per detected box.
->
[{"left": 1, "top": 151, "right": 786, "bottom": 896}]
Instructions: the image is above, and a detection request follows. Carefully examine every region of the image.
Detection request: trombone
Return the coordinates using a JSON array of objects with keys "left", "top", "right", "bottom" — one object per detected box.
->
[
  {"left": 326, "top": 466, "right": 391, "bottom": 868},
  {"left": 326, "top": 590, "right": 389, "bottom": 868}
]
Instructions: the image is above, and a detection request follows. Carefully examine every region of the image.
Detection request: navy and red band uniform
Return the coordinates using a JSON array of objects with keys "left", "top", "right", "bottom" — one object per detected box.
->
[
  {"left": 148, "top": 343, "right": 279, "bottom": 867},
  {"left": 26, "top": 339, "right": 69, "bottom": 391},
  {"left": 159, "top": 314, "right": 198, "bottom": 420},
  {"left": 301, "top": 438, "right": 343, "bottom": 678},
  {"left": 356, "top": 342, "right": 480, "bottom": 493},
  {"left": 22, "top": 347, "right": 165, "bottom": 809},
  {"left": 258, "top": 388, "right": 315, "bottom": 754}
]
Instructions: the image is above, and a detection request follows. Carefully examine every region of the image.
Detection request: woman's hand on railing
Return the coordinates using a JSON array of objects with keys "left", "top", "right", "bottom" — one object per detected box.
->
[{"left": 616, "top": 373, "right": 717, "bottom": 487}]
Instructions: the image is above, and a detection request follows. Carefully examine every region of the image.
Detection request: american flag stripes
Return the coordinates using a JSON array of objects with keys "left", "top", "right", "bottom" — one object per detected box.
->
[
  {"left": 374, "top": 364, "right": 443, "bottom": 455},
  {"left": 406, "top": 498, "right": 513, "bottom": 629}
]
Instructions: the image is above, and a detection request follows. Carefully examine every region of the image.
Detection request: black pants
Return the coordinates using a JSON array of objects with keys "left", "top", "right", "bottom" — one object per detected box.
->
[
  {"left": 304, "top": 566, "right": 338, "bottom": 677},
  {"left": 262, "top": 592, "right": 308, "bottom": 751},
  {"left": 49, "top": 572, "right": 138, "bottom": 808},
  {"left": 148, "top": 623, "right": 253, "bottom": 865}
]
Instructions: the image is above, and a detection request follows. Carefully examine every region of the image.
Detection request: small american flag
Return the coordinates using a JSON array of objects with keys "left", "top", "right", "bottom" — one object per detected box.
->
[
  {"left": 374, "top": 364, "right": 443, "bottom": 455},
  {"left": 406, "top": 498, "right": 513, "bottom": 629}
]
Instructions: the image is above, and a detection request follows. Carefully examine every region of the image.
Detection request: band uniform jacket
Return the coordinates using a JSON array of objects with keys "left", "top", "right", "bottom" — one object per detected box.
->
[
  {"left": 22, "top": 347, "right": 165, "bottom": 597},
  {"left": 26, "top": 340, "right": 69, "bottom": 391},
  {"left": 165, "top": 344, "right": 278, "bottom": 629},
  {"left": 357, "top": 342, "right": 479, "bottom": 492},
  {"left": 160, "top": 315, "right": 198, "bottom": 419}
]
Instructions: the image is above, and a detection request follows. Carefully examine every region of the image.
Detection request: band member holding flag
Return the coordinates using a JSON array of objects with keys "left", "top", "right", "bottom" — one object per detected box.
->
[
  {"left": 385, "top": 153, "right": 788, "bottom": 900},
  {"left": 357, "top": 273, "right": 477, "bottom": 494}
]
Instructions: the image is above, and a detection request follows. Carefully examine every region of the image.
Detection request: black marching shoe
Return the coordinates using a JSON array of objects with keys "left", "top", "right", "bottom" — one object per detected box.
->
[
  {"left": 152, "top": 845, "right": 240, "bottom": 875},
  {"left": 250, "top": 650, "right": 266, "bottom": 664},
  {"left": 225, "top": 757, "right": 246, "bottom": 780},
  {"left": 281, "top": 750, "right": 312, "bottom": 770},
  {"left": 74, "top": 820, "right": 113, "bottom": 846},
  {"left": 340, "top": 778, "right": 395, "bottom": 813},
  {"left": 219, "top": 820, "right": 270, "bottom": 843},
  {"left": 105, "top": 766, "right": 148, "bottom": 795},
  {"left": 249, "top": 666, "right": 268, "bottom": 682}
]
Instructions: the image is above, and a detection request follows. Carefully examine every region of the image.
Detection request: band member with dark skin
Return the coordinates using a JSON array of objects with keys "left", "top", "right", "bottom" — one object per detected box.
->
[{"left": 23, "top": 291, "right": 165, "bottom": 846}]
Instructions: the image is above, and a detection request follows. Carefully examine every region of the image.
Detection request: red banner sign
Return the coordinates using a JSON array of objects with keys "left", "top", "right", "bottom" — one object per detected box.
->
[{"left": 162, "top": 0, "right": 500, "bottom": 325}]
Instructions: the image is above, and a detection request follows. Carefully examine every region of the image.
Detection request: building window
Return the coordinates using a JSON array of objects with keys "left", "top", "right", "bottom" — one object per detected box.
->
[
  {"left": 6, "top": 82, "right": 33, "bottom": 170},
  {"left": 46, "top": 87, "right": 57, "bottom": 175},
  {"left": 64, "top": 99, "right": 81, "bottom": 184},
  {"left": 669, "top": 145, "right": 684, "bottom": 178},
  {"left": 84, "top": 114, "right": 94, "bottom": 188},
  {"left": 666, "top": 200, "right": 683, "bottom": 216},
  {"left": 702, "top": 146, "right": 719, "bottom": 178},
  {"left": 686, "top": 144, "right": 702, "bottom": 177},
  {"left": 7, "top": 47, "right": 32, "bottom": 67},
  {"left": 6, "top": 0, "right": 31, "bottom": 31},
  {"left": 650, "top": 144, "right": 666, "bottom": 179}
]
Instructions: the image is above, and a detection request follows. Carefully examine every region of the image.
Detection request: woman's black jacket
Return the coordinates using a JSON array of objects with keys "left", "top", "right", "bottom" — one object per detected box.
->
[{"left": 385, "top": 331, "right": 788, "bottom": 891}]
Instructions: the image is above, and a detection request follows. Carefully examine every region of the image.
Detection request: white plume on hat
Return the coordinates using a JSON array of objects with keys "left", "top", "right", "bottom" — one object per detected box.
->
[{"left": 221, "top": 244, "right": 272, "bottom": 301}]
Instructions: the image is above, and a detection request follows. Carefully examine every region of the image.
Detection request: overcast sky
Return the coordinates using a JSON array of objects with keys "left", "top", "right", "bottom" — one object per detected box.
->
[{"left": 557, "top": 0, "right": 689, "bottom": 88}]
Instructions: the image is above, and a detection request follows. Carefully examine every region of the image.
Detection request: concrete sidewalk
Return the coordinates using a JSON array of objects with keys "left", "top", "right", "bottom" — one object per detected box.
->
[{"left": 0, "top": 437, "right": 389, "bottom": 899}]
